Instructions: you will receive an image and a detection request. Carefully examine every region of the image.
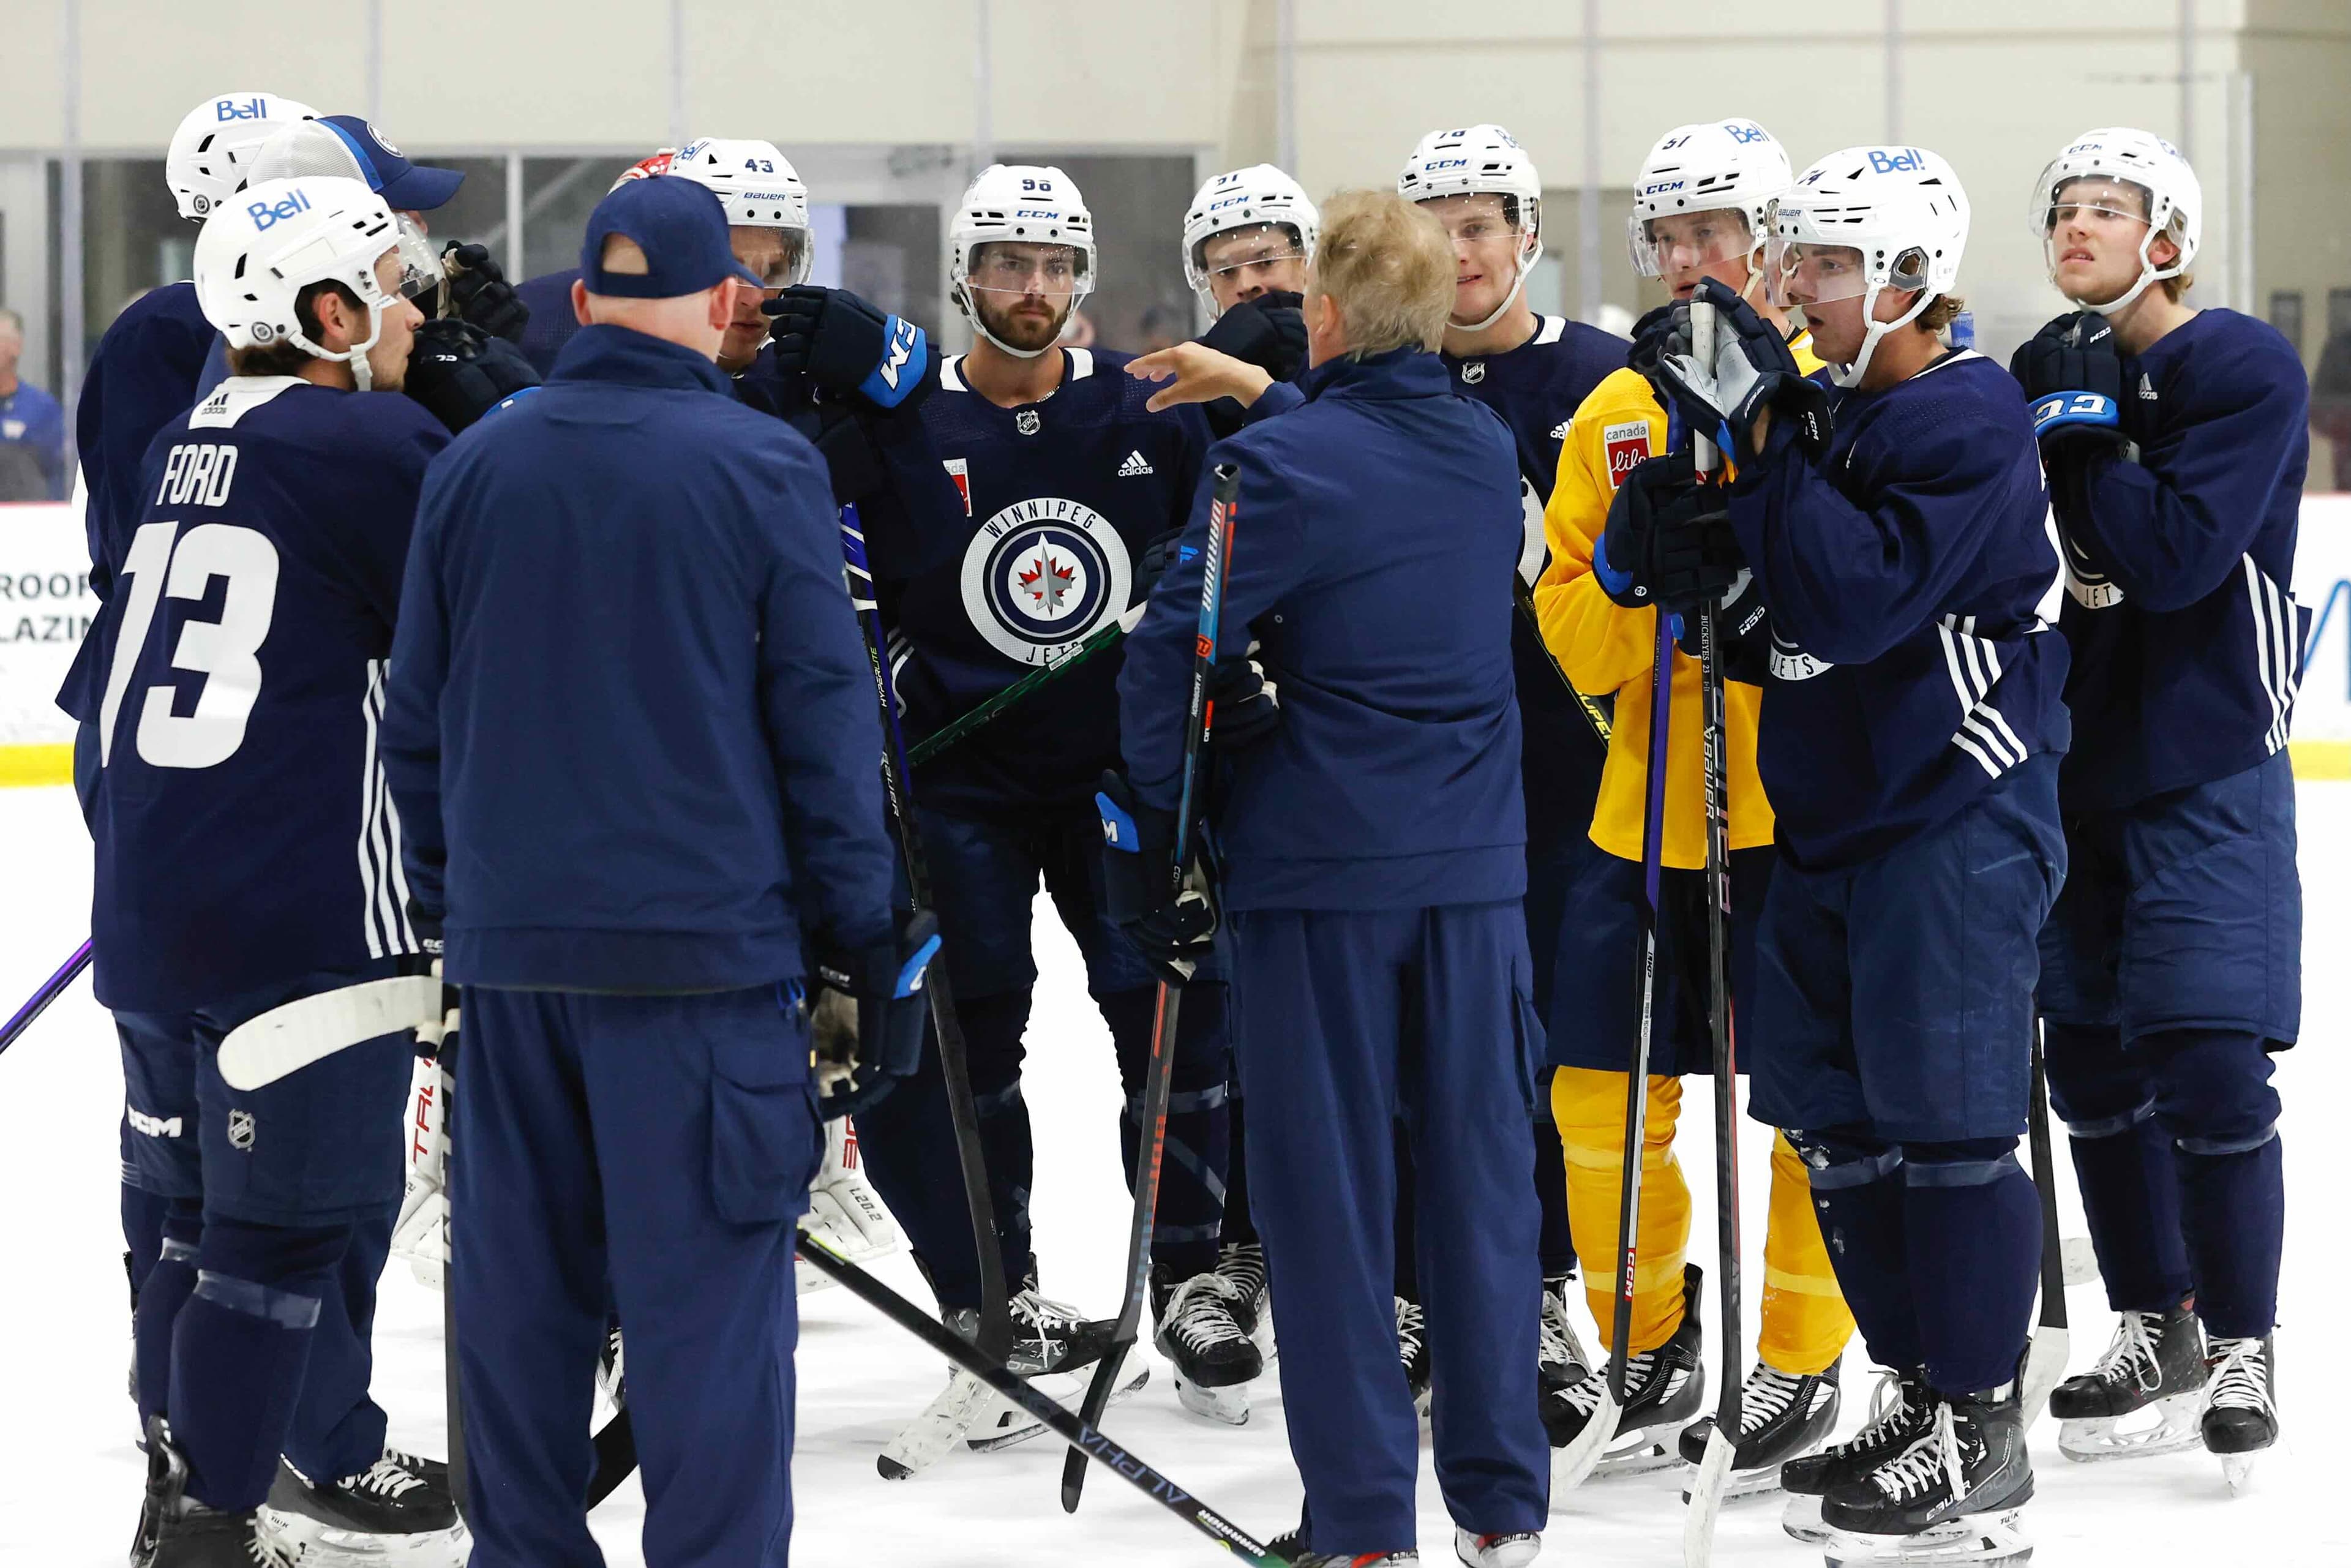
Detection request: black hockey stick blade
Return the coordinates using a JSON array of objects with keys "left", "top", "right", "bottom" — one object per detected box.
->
[
  {"left": 0, "top": 939, "right": 91, "bottom": 1058},
  {"left": 798, "top": 1235, "right": 1284, "bottom": 1565}
]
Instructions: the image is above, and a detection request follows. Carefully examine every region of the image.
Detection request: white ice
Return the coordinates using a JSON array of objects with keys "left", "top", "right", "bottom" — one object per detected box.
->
[{"left": 2, "top": 777, "right": 2344, "bottom": 1567}]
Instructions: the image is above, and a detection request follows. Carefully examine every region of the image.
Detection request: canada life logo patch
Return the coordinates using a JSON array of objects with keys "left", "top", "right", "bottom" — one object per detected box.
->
[
  {"left": 943, "top": 457, "right": 972, "bottom": 517},
  {"left": 1602, "top": 420, "right": 1652, "bottom": 490},
  {"left": 961, "top": 498, "right": 1131, "bottom": 667}
]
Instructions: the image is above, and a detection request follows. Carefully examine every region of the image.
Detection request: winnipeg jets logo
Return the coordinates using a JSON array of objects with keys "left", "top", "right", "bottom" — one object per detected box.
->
[
  {"left": 961, "top": 498, "right": 1131, "bottom": 666},
  {"left": 227, "top": 1109, "right": 257, "bottom": 1151},
  {"left": 1461, "top": 362, "right": 1487, "bottom": 384},
  {"left": 1116, "top": 450, "right": 1154, "bottom": 477},
  {"left": 1016, "top": 410, "right": 1042, "bottom": 435}
]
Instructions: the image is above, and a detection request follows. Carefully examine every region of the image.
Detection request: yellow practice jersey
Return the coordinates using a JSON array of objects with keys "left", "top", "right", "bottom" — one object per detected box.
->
[{"left": 1531, "top": 329, "right": 1823, "bottom": 869}]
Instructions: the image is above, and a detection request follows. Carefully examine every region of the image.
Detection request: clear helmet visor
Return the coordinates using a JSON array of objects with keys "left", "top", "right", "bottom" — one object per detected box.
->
[
  {"left": 730, "top": 225, "right": 813, "bottom": 291},
  {"left": 964, "top": 242, "right": 1093, "bottom": 300},
  {"left": 2028, "top": 174, "right": 2153, "bottom": 242},
  {"left": 1195, "top": 224, "right": 1307, "bottom": 287},
  {"left": 1626, "top": 208, "right": 1758, "bottom": 281},
  {"left": 1766, "top": 238, "right": 1872, "bottom": 310},
  {"left": 393, "top": 216, "right": 444, "bottom": 302}
]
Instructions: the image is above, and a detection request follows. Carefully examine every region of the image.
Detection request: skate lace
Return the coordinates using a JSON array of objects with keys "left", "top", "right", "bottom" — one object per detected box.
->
[
  {"left": 1869, "top": 1401, "right": 1967, "bottom": 1504},
  {"left": 1010, "top": 1288, "right": 1090, "bottom": 1353},
  {"left": 2089, "top": 1310, "right": 2165, "bottom": 1394},
  {"left": 1738, "top": 1365, "right": 1807, "bottom": 1435},
  {"left": 1395, "top": 1298, "right": 1428, "bottom": 1360},
  {"left": 1539, "top": 1278, "right": 1588, "bottom": 1372},
  {"left": 337, "top": 1455, "right": 426, "bottom": 1499},
  {"left": 244, "top": 1525, "right": 297, "bottom": 1568},
  {"left": 1558, "top": 1346, "right": 1659, "bottom": 1417},
  {"left": 1215, "top": 1241, "right": 1268, "bottom": 1302},
  {"left": 1164, "top": 1270, "right": 1252, "bottom": 1351},
  {"left": 2205, "top": 1338, "right": 2273, "bottom": 1414},
  {"left": 1827, "top": 1367, "right": 1916, "bottom": 1458}
]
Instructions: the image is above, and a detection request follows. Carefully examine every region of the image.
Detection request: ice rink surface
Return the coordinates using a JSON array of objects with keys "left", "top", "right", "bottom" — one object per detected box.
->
[{"left": 1, "top": 776, "right": 2342, "bottom": 1567}]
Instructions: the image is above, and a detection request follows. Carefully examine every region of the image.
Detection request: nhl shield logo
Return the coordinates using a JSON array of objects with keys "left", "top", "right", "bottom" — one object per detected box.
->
[
  {"left": 1461, "top": 362, "right": 1487, "bottom": 384},
  {"left": 960, "top": 498, "right": 1132, "bottom": 666},
  {"left": 1016, "top": 410, "right": 1042, "bottom": 435},
  {"left": 227, "top": 1109, "right": 257, "bottom": 1152}
]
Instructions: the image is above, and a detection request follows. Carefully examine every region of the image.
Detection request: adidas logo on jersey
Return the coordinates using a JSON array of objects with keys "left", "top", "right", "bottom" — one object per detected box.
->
[
  {"left": 1117, "top": 450, "right": 1155, "bottom": 477},
  {"left": 1550, "top": 419, "right": 1572, "bottom": 440},
  {"left": 2139, "top": 373, "right": 2158, "bottom": 401}
]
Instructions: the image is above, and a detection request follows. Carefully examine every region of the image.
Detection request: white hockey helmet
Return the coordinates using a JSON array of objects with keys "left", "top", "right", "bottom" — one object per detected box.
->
[
  {"left": 950, "top": 163, "right": 1097, "bottom": 359},
  {"left": 1397, "top": 124, "right": 1543, "bottom": 331},
  {"left": 667, "top": 137, "right": 814, "bottom": 285},
  {"left": 1626, "top": 119, "right": 1793, "bottom": 280},
  {"left": 1772, "top": 145, "right": 1970, "bottom": 386},
  {"left": 165, "top": 92, "right": 318, "bottom": 221},
  {"left": 1182, "top": 164, "right": 1319, "bottom": 313},
  {"left": 2028, "top": 127, "right": 2201, "bottom": 316},
  {"left": 193, "top": 176, "right": 422, "bottom": 391}
]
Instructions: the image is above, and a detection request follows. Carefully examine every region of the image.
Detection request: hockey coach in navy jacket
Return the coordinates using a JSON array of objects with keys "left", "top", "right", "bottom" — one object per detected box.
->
[
  {"left": 1114, "top": 190, "right": 1548, "bottom": 1566},
  {"left": 382, "top": 177, "right": 902, "bottom": 1568}
]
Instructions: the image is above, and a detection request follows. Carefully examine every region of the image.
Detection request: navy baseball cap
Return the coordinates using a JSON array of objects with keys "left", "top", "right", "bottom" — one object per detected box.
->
[
  {"left": 246, "top": 114, "right": 465, "bottom": 211},
  {"left": 580, "top": 177, "right": 763, "bottom": 299}
]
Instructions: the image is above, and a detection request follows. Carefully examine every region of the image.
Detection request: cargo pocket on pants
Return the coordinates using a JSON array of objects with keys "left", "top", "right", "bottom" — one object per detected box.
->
[
  {"left": 1510, "top": 970, "right": 1547, "bottom": 1114},
  {"left": 709, "top": 1041, "right": 823, "bottom": 1225}
]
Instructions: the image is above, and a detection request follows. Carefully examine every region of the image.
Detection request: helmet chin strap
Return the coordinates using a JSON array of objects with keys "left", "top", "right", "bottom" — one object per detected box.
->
[
  {"left": 1831, "top": 282, "right": 1932, "bottom": 389},
  {"left": 2078, "top": 227, "right": 2180, "bottom": 318},
  {"left": 288, "top": 296, "right": 387, "bottom": 392},
  {"left": 962, "top": 284, "right": 1065, "bottom": 361},
  {"left": 1453, "top": 234, "right": 1543, "bottom": 336}
]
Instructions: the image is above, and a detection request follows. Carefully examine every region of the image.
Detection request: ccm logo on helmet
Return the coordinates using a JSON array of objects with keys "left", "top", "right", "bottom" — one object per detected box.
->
[
  {"left": 214, "top": 97, "right": 270, "bottom": 121},
  {"left": 248, "top": 188, "right": 314, "bottom": 231},
  {"left": 1428, "top": 158, "right": 1469, "bottom": 171},
  {"left": 1868, "top": 148, "right": 1930, "bottom": 174}
]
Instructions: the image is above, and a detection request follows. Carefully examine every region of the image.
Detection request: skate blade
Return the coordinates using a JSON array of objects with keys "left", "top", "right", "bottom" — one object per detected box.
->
[
  {"left": 1681, "top": 1463, "right": 1790, "bottom": 1505},
  {"left": 261, "top": 1512, "right": 471, "bottom": 1567},
  {"left": 1175, "top": 1371, "right": 1251, "bottom": 1427},
  {"left": 967, "top": 1365, "right": 1150, "bottom": 1453},
  {"left": 1585, "top": 1428, "right": 1690, "bottom": 1481},
  {"left": 1782, "top": 1492, "right": 1830, "bottom": 1545},
  {"left": 2056, "top": 1395, "right": 2203, "bottom": 1464},
  {"left": 2222, "top": 1452, "right": 2260, "bottom": 1495},
  {"left": 1820, "top": 1510, "right": 2031, "bottom": 1567}
]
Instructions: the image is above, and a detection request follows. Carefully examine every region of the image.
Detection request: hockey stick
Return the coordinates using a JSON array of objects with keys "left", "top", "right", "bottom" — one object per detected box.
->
[
  {"left": 2020, "top": 1019, "right": 2070, "bottom": 1427},
  {"left": 216, "top": 975, "right": 442, "bottom": 1090},
  {"left": 1556, "top": 457, "right": 1682, "bottom": 1493},
  {"left": 905, "top": 601, "right": 1145, "bottom": 768},
  {"left": 1512, "top": 576, "right": 1614, "bottom": 750},
  {"left": 1683, "top": 295, "right": 1745, "bottom": 1566},
  {"left": 797, "top": 1232, "right": 1283, "bottom": 1565},
  {"left": 838, "top": 506, "right": 1014, "bottom": 1478},
  {"left": 1062, "top": 460, "right": 1240, "bottom": 1514},
  {"left": 0, "top": 939, "right": 92, "bottom": 1058}
]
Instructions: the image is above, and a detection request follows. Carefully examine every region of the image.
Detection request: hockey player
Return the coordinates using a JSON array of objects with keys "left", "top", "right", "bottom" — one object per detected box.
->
[
  {"left": 1642, "top": 148, "right": 2067, "bottom": 1564},
  {"left": 99, "top": 174, "right": 460, "bottom": 1566},
  {"left": 1399, "top": 122, "right": 1623, "bottom": 1405},
  {"left": 847, "top": 163, "right": 1250, "bottom": 1418},
  {"left": 1531, "top": 119, "right": 1855, "bottom": 1489},
  {"left": 381, "top": 171, "right": 915, "bottom": 1568},
  {"left": 1113, "top": 187, "right": 1547, "bottom": 1568},
  {"left": 2016, "top": 129, "right": 2302, "bottom": 1485},
  {"left": 1176, "top": 163, "right": 1316, "bottom": 435}
]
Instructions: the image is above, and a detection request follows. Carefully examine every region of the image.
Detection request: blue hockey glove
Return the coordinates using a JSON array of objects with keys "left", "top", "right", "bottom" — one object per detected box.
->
[
  {"left": 1207, "top": 647, "right": 1281, "bottom": 753},
  {"left": 403, "top": 320, "right": 542, "bottom": 433},
  {"left": 1599, "top": 450, "right": 1743, "bottom": 613},
  {"left": 763, "top": 286, "right": 932, "bottom": 411},
  {"left": 1096, "top": 772, "right": 1218, "bottom": 988},
  {"left": 811, "top": 910, "right": 942, "bottom": 1120},
  {"left": 1653, "top": 278, "right": 1830, "bottom": 466},
  {"left": 2011, "top": 312, "right": 2139, "bottom": 521}
]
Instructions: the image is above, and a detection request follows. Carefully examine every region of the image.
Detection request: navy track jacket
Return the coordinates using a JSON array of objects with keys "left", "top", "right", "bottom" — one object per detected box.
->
[
  {"left": 383, "top": 324, "right": 896, "bottom": 993},
  {"left": 1119, "top": 347, "right": 1528, "bottom": 912}
]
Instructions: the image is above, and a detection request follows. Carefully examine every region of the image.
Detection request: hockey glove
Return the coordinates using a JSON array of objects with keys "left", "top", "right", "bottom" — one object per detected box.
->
[
  {"left": 1097, "top": 771, "right": 1218, "bottom": 988},
  {"left": 404, "top": 319, "right": 543, "bottom": 433},
  {"left": 1199, "top": 291, "right": 1308, "bottom": 381},
  {"left": 1626, "top": 299, "right": 1687, "bottom": 385},
  {"left": 1207, "top": 645, "right": 1281, "bottom": 754},
  {"left": 2012, "top": 312, "right": 2140, "bottom": 493},
  {"left": 1654, "top": 278, "right": 1831, "bottom": 467},
  {"left": 763, "top": 286, "right": 932, "bottom": 411},
  {"left": 811, "top": 910, "right": 942, "bottom": 1120},
  {"left": 1598, "top": 450, "right": 1743, "bottom": 613},
  {"left": 441, "top": 242, "right": 530, "bottom": 341},
  {"left": 1674, "top": 569, "right": 1772, "bottom": 684}
]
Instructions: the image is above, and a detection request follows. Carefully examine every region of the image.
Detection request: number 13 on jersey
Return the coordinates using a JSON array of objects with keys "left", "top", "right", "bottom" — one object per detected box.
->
[{"left": 97, "top": 519, "right": 282, "bottom": 770}]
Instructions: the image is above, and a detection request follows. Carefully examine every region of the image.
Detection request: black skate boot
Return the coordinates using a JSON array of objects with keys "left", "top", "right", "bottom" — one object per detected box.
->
[
  {"left": 1679, "top": 1357, "right": 1842, "bottom": 1500},
  {"left": 1539, "top": 1272, "right": 1589, "bottom": 1395},
  {"left": 2049, "top": 1304, "right": 2206, "bottom": 1463},
  {"left": 1269, "top": 1527, "right": 1420, "bottom": 1565},
  {"left": 1819, "top": 1384, "right": 2034, "bottom": 1567},
  {"left": 1542, "top": 1263, "right": 1706, "bottom": 1476},
  {"left": 264, "top": 1449, "right": 461, "bottom": 1548},
  {"left": 1397, "top": 1297, "right": 1433, "bottom": 1414},
  {"left": 946, "top": 1286, "right": 1117, "bottom": 1378},
  {"left": 1216, "top": 1240, "right": 1272, "bottom": 1357},
  {"left": 1780, "top": 1366, "right": 1935, "bottom": 1544},
  {"left": 136, "top": 1422, "right": 296, "bottom": 1568},
  {"left": 2200, "top": 1334, "right": 2278, "bottom": 1494},
  {"left": 1153, "top": 1263, "right": 1264, "bottom": 1425}
]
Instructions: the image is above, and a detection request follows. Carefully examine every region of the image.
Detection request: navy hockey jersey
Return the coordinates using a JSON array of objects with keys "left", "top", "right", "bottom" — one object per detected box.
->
[
  {"left": 898, "top": 348, "right": 1207, "bottom": 816},
  {"left": 88, "top": 377, "right": 449, "bottom": 1011},
  {"left": 1729, "top": 351, "right": 2070, "bottom": 869},
  {"left": 1445, "top": 315, "right": 1626, "bottom": 855},
  {"left": 61, "top": 282, "right": 219, "bottom": 725},
  {"left": 2050, "top": 308, "right": 2311, "bottom": 810},
  {"left": 514, "top": 268, "right": 584, "bottom": 378}
]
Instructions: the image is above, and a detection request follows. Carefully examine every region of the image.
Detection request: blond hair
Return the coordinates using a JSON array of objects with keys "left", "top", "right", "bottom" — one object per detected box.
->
[{"left": 1307, "top": 189, "right": 1454, "bottom": 358}]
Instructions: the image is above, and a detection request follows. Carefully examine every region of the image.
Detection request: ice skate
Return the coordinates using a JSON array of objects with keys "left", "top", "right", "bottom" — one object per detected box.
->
[
  {"left": 1818, "top": 1384, "right": 2034, "bottom": 1567},
  {"left": 1453, "top": 1526, "right": 1540, "bottom": 1567},
  {"left": 1398, "top": 1296, "right": 1433, "bottom": 1416},
  {"left": 1679, "top": 1357, "right": 1841, "bottom": 1502},
  {"left": 1153, "top": 1263, "right": 1263, "bottom": 1425},
  {"left": 134, "top": 1420, "right": 298, "bottom": 1568},
  {"left": 2200, "top": 1335, "right": 2277, "bottom": 1495},
  {"left": 1781, "top": 1367, "right": 1936, "bottom": 1544},
  {"left": 1217, "top": 1240, "right": 1274, "bottom": 1361},
  {"left": 945, "top": 1286, "right": 1117, "bottom": 1378},
  {"left": 1538, "top": 1274, "right": 1589, "bottom": 1395},
  {"left": 2049, "top": 1305, "right": 2205, "bottom": 1463},
  {"left": 262, "top": 1450, "right": 465, "bottom": 1564},
  {"left": 1541, "top": 1264, "right": 1705, "bottom": 1477},
  {"left": 1269, "top": 1528, "right": 1419, "bottom": 1565}
]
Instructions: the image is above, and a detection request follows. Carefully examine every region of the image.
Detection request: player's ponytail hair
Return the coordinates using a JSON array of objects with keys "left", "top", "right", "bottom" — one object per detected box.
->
[
  {"left": 1919, "top": 294, "right": 1967, "bottom": 333},
  {"left": 1307, "top": 189, "right": 1454, "bottom": 358}
]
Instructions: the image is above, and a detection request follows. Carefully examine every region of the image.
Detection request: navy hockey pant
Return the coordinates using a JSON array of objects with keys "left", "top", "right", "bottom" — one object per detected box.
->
[
  {"left": 855, "top": 803, "right": 1230, "bottom": 1308},
  {"left": 1228, "top": 901, "right": 1548, "bottom": 1555},
  {"left": 115, "top": 962, "right": 409, "bottom": 1509},
  {"left": 454, "top": 986, "right": 819, "bottom": 1568}
]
